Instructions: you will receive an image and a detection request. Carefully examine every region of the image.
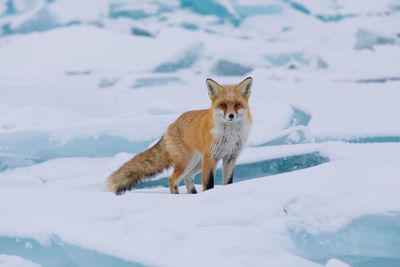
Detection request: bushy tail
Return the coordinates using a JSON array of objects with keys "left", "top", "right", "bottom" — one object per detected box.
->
[{"left": 104, "top": 137, "right": 172, "bottom": 195}]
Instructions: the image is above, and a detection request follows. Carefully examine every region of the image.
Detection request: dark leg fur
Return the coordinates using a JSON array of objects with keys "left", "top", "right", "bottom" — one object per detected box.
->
[
  {"left": 173, "top": 185, "right": 179, "bottom": 194},
  {"left": 190, "top": 187, "right": 197, "bottom": 194},
  {"left": 227, "top": 172, "right": 234, "bottom": 184},
  {"left": 206, "top": 170, "right": 214, "bottom": 190}
]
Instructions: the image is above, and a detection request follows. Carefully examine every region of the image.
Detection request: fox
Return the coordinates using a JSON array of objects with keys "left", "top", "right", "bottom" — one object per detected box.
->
[{"left": 104, "top": 77, "right": 253, "bottom": 195}]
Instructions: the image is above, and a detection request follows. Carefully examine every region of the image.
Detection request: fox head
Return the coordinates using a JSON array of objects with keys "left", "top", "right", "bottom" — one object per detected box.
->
[{"left": 206, "top": 77, "right": 252, "bottom": 123}]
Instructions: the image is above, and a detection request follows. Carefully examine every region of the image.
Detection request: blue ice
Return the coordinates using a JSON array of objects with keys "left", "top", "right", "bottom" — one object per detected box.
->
[
  {"left": 233, "top": 4, "right": 283, "bottom": 17},
  {"left": 315, "top": 14, "right": 357, "bottom": 23},
  {"left": 256, "top": 106, "right": 312, "bottom": 146},
  {"left": 180, "top": 0, "right": 239, "bottom": 25},
  {"left": 354, "top": 29, "right": 396, "bottom": 50},
  {"left": 0, "top": 236, "right": 145, "bottom": 267},
  {"left": 131, "top": 27, "right": 153, "bottom": 37},
  {"left": 181, "top": 22, "right": 199, "bottom": 31},
  {"left": 136, "top": 151, "right": 329, "bottom": 189},
  {"left": 212, "top": 60, "right": 253, "bottom": 76},
  {"left": 0, "top": 132, "right": 153, "bottom": 171},
  {"left": 132, "top": 77, "right": 182, "bottom": 88},
  {"left": 109, "top": 3, "right": 152, "bottom": 20},
  {"left": 265, "top": 52, "right": 310, "bottom": 67},
  {"left": 289, "top": 213, "right": 400, "bottom": 267},
  {"left": 98, "top": 77, "right": 120, "bottom": 88},
  {"left": 154, "top": 43, "right": 203, "bottom": 73}
]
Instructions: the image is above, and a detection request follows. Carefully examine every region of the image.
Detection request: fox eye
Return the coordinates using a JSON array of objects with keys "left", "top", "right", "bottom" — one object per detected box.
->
[
  {"left": 235, "top": 103, "right": 242, "bottom": 109},
  {"left": 219, "top": 103, "right": 227, "bottom": 108}
]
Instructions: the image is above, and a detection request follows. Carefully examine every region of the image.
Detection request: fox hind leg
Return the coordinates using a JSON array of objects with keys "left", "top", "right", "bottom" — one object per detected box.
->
[
  {"left": 169, "top": 164, "right": 186, "bottom": 194},
  {"left": 183, "top": 160, "right": 201, "bottom": 194},
  {"left": 184, "top": 174, "right": 197, "bottom": 194},
  {"left": 169, "top": 154, "right": 201, "bottom": 194}
]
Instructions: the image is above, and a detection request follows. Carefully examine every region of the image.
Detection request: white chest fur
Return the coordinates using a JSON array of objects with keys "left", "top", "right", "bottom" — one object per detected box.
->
[{"left": 210, "top": 119, "right": 250, "bottom": 160}]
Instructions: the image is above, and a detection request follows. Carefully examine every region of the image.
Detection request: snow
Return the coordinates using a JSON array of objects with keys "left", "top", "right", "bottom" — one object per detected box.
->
[
  {"left": 325, "top": 259, "right": 350, "bottom": 267},
  {"left": 1, "top": 157, "right": 399, "bottom": 267},
  {"left": 0, "top": 254, "right": 41, "bottom": 267},
  {"left": 1, "top": 0, "right": 400, "bottom": 266}
]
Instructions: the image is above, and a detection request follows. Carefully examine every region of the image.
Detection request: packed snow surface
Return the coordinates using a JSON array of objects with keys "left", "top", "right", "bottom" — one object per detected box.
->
[{"left": 1, "top": 0, "right": 400, "bottom": 266}]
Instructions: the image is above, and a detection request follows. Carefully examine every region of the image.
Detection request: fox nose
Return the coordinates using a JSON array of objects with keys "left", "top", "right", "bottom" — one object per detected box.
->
[{"left": 228, "top": 114, "right": 235, "bottom": 119}]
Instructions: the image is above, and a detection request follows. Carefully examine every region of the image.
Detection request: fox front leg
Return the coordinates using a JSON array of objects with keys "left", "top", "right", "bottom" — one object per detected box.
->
[
  {"left": 222, "top": 156, "right": 236, "bottom": 185},
  {"left": 201, "top": 155, "right": 217, "bottom": 191}
]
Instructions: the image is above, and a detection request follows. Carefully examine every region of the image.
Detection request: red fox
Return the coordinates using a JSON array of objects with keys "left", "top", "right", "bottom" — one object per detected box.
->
[{"left": 104, "top": 77, "right": 253, "bottom": 194}]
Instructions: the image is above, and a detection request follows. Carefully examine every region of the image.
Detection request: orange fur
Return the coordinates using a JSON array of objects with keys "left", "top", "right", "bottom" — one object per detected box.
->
[{"left": 104, "top": 77, "right": 253, "bottom": 194}]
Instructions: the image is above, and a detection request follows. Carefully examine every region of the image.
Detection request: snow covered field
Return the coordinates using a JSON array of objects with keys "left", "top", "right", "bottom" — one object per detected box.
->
[{"left": 0, "top": 0, "right": 400, "bottom": 266}]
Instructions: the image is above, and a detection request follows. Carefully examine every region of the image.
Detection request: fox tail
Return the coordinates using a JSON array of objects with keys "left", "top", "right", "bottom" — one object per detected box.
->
[{"left": 104, "top": 137, "right": 172, "bottom": 195}]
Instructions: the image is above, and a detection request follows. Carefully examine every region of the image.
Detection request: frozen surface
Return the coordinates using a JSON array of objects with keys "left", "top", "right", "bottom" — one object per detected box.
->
[
  {"left": 1, "top": 0, "right": 400, "bottom": 266},
  {"left": 0, "top": 237, "right": 143, "bottom": 267},
  {"left": 0, "top": 254, "right": 41, "bottom": 267},
  {"left": 290, "top": 213, "right": 400, "bottom": 267},
  {"left": 1, "top": 157, "right": 400, "bottom": 267}
]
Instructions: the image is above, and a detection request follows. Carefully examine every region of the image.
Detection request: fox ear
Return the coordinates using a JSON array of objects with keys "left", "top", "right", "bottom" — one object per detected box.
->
[
  {"left": 206, "top": 78, "right": 222, "bottom": 100},
  {"left": 238, "top": 77, "right": 252, "bottom": 98}
]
